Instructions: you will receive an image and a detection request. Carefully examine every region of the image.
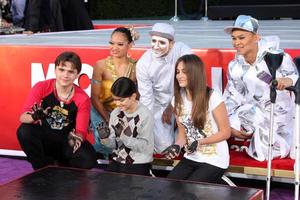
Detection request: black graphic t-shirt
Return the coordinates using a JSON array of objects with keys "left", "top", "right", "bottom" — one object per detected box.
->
[{"left": 21, "top": 79, "right": 90, "bottom": 138}]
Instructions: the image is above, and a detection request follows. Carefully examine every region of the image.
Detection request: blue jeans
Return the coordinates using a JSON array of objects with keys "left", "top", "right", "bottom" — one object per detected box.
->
[
  {"left": 90, "top": 106, "right": 112, "bottom": 159},
  {"left": 11, "top": 0, "right": 26, "bottom": 26}
]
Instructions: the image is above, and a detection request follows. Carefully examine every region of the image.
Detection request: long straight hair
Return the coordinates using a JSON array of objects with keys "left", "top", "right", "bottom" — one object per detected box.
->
[{"left": 174, "top": 54, "right": 210, "bottom": 129}]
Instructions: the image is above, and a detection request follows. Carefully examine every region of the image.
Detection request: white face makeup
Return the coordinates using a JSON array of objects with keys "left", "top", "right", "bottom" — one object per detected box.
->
[{"left": 151, "top": 35, "right": 171, "bottom": 58}]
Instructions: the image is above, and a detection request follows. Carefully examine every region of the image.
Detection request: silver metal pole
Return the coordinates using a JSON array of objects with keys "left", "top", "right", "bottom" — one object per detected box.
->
[
  {"left": 0, "top": 9, "right": 2, "bottom": 28},
  {"left": 170, "top": 0, "right": 180, "bottom": 22},
  {"left": 266, "top": 103, "right": 275, "bottom": 200},
  {"left": 201, "top": 0, "right": 208, "bottom": 21},
  {"left": 295, "top": 105, "right": 300, "bottom": 200}
]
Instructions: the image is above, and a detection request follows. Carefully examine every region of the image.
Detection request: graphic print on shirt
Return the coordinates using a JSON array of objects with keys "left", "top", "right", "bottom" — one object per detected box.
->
[
  {"left": 182, "top": 115, "right": 216, "bottom": 155},
  {"left": 40, "top": 92, "right": 76, "bottom": 132},
  {"left": 111, "top": 111, "right": 140, "bottom": 164},
  {"left": 46, "top": 105, "right": 70, "bottom": 130}
]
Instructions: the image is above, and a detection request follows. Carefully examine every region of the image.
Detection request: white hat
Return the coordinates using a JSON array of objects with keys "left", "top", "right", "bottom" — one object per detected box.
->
[
  {"left": 224, "top": 15, "right": 259, "bottom": 34},
  {"left": 149, "top": 23, "right": 175, "bottom": 40}
]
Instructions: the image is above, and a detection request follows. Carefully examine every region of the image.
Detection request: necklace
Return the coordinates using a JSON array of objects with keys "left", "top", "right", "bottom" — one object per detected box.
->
[
  {"left": 107, "top": 56, "right": 133, "bottom": 81},
  {"left": 55, "top": 82, "right": 74, "bottom": 108}
]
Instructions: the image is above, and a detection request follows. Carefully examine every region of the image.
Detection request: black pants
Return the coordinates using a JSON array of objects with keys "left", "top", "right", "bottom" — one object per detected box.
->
[
  {"left": 24, "top": 0, "right": 64, "bottom": 32},
  {"left": 17, "top": 123, "right": 97, "bottom": 170},
  {"left": 106, "top": 160, "right": 151, "bottom": 176},
  {"left": 167, "top": 157, "right": 226, "bottom": 184}
]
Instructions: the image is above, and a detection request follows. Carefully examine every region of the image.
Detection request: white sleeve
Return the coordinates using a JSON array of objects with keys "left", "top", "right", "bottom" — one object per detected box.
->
[
  {"left": 177, "top": 42, "right": 193, "bottom": 56},
  {"left": 136, "top": 53, "right": 154, "bottom": 111},
  {"left": 221, "top": 68, "right": 243, "bottom": 130},
  {"left": 103, "top": 110, "right": 117, "bottom": 149},
  {"left": 222, "top": 61, "right": 243, "bottom": 115},
  {"left": 278, "top": 53, "right": 299, "bottom": 85},
  {"left": 210, "top": 90, "right": 223, "bottom": 110}
]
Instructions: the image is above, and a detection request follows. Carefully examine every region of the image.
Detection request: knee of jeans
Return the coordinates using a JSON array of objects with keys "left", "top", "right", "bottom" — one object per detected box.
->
[
  {"left": 72, "top": 148, "right": 97, "bottom": 169},
  {"left": 17, "top": 124, "right": 32, "bottom": 141},
  {"left": 90, "top": 108, "right": 105, "bottom": 127}
]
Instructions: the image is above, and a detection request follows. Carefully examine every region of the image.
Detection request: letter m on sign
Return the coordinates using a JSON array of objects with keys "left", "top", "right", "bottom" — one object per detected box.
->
[{"left": 31, "top": 63, "right": 55, "bottom": 87}]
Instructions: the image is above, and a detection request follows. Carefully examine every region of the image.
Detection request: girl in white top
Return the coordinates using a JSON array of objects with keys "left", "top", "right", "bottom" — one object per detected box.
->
[{"left": 164, "top": 54, "right": 231, "bottom": 183}]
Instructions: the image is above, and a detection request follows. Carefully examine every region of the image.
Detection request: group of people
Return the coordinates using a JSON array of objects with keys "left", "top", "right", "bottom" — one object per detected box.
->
[
  {"left": 0, "top": 0, "right": 93, "bottom": 33},
  {"left": 17, "top": 15, "right": 299, "bottom": 184}
]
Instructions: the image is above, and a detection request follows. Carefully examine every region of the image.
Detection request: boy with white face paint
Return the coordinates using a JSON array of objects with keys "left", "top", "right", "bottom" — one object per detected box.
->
[
  {"left": 151, "top": 35, "right": 173, "bottom": 57},
  {"left": 136, "top": 23, "right": 192, "bottom": 153}
]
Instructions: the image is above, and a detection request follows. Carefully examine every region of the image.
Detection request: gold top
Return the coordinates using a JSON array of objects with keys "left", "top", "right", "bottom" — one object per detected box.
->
[{"left": 99, "top": 56, "right": 136, "bottom": 110}]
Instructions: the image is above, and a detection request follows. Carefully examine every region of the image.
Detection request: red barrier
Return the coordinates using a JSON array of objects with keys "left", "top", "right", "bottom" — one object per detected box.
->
[
  {"left": 0, "top": 45, "right": 299, "bottom": 156},
  {"left": 93, "top": 24, "right": 150, "bottom": 30}
]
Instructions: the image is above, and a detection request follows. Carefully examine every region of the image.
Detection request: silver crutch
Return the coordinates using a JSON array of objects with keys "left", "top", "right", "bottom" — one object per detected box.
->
[
  {"left": 264, "top": 49, "right": 284, "bottom": 200},
  {"left": 286, "top": 57, "right": 300, "bottom": 200}
]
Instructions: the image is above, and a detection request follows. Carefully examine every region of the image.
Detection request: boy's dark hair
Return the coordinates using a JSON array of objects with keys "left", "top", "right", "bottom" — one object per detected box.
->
[
  {"left": 111, "top": 77, "right": 136, "bottom": 98},
  {"left": 55, "top": 51, "right": 82, "bottom": 73}
]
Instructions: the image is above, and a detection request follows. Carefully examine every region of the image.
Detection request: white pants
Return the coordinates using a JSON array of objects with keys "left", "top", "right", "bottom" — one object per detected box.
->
[{"left": 153, "top": 105, "right": 175, "bottom": 153}]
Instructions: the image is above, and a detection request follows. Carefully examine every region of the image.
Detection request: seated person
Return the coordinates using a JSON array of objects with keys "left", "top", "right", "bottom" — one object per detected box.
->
[
  {"left": 10, "top": 0, "right": 26, "bottom": 27},
  {"left": 101, "top": 77, "right": 154, "bottom": 176},
  {"left": 23, "top": 0, "right": 64, "bottom": 33},
  {"left": 223, "top": 15, "right": 299, "bottom": 161},
  {"left": 0, "top": 0, "right": 12, "bottom": 27},
  {"left": 91, "top": 27, "right": 138, "bottom": 159},
  {"left": 60, "top": 0, "right": 93, "bottom": 31},
  {"left": 17, "top": 51, "right": 97, "bottom": 170},
  {"left": 164, "top": 54, "right": 230, "bottom": 184},
  {"left": 23, "top": 0, "right": 93, "bottom": 33}
]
